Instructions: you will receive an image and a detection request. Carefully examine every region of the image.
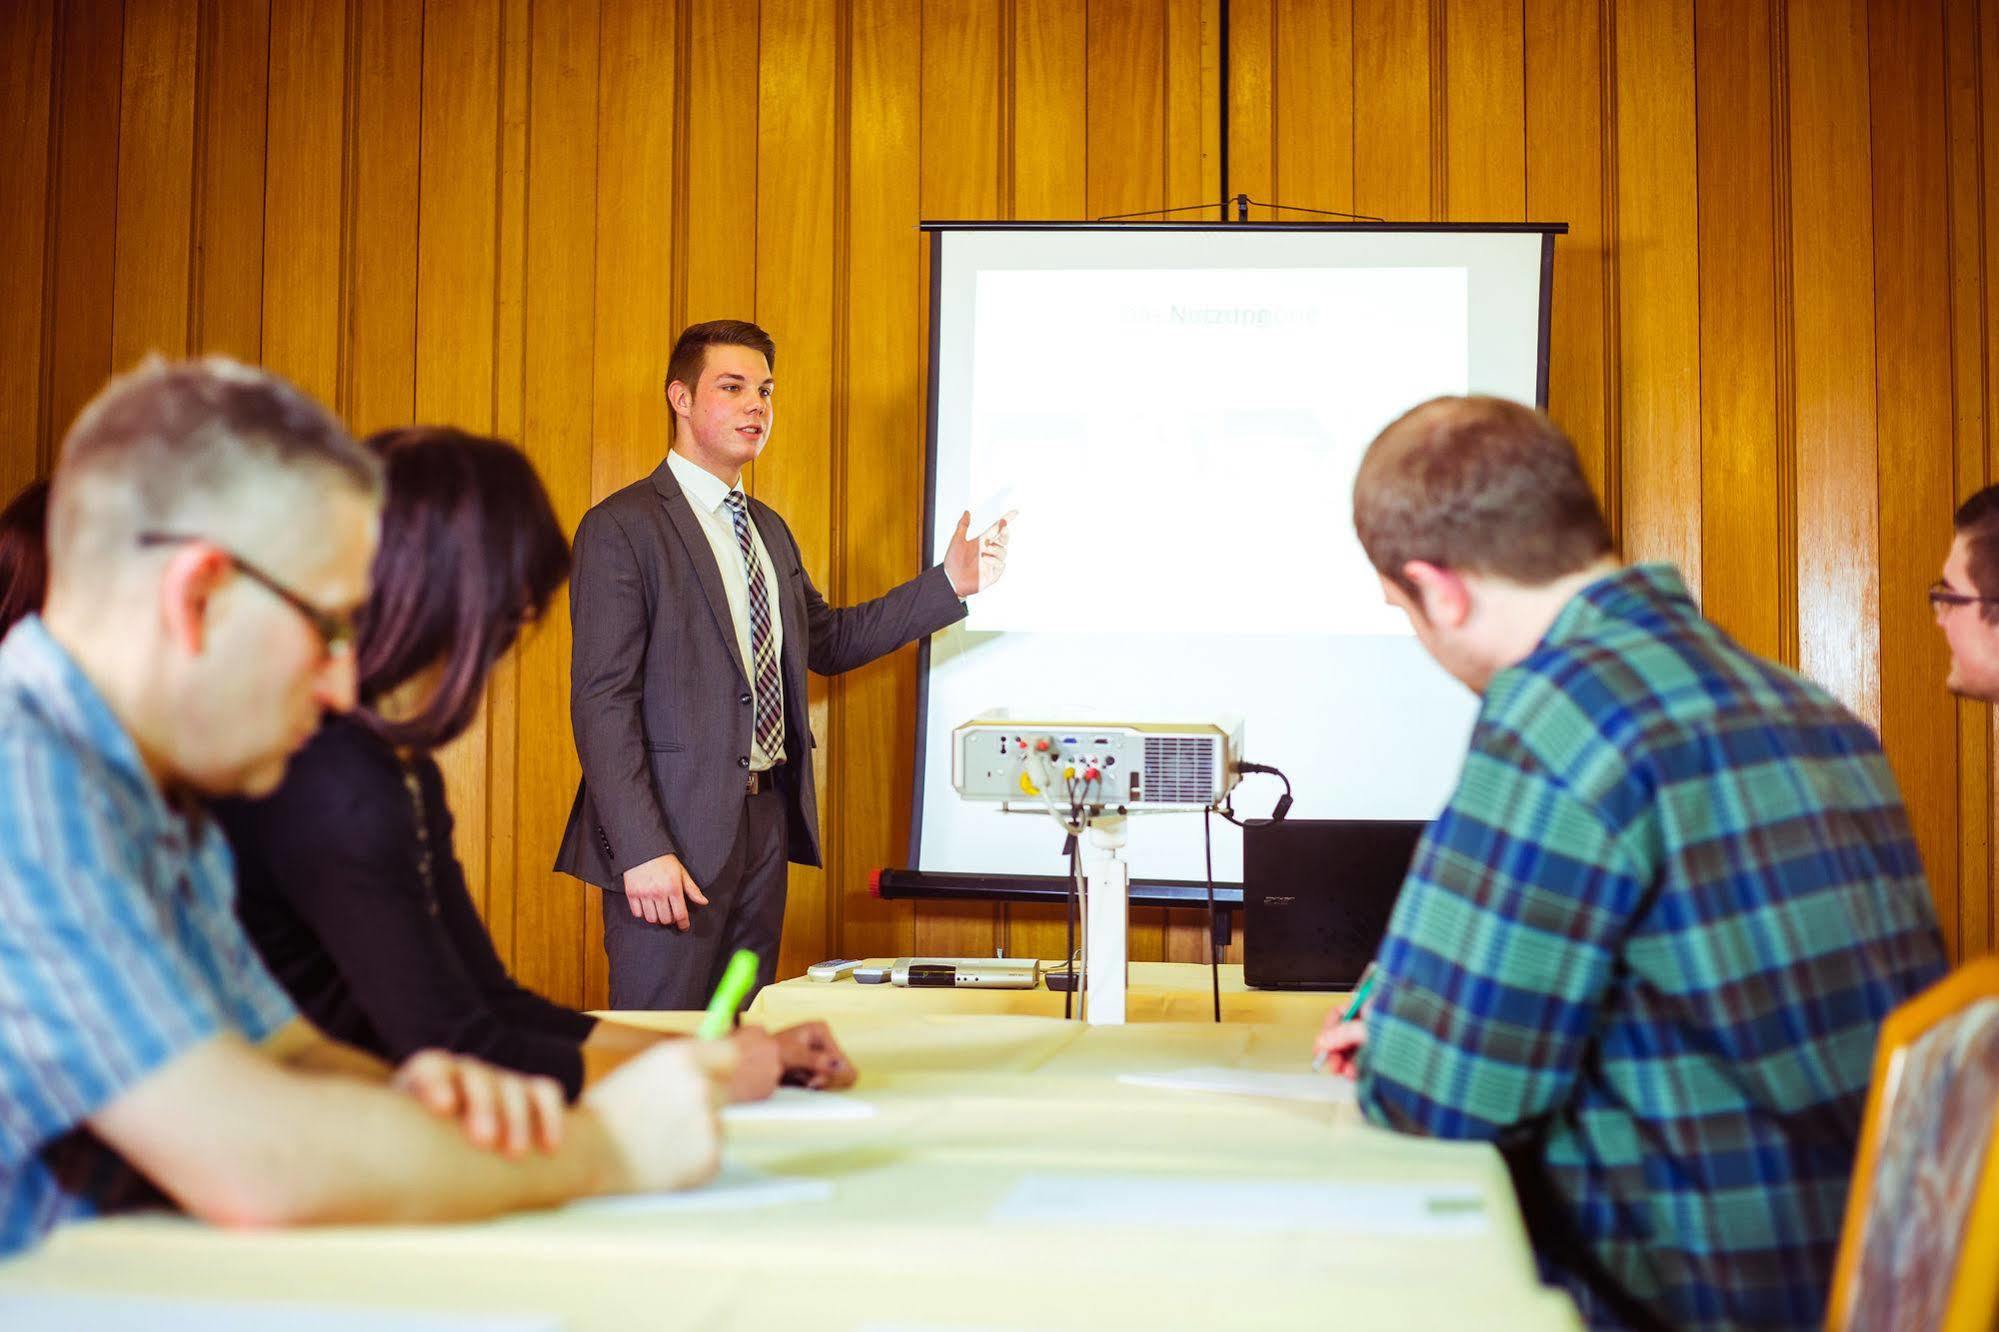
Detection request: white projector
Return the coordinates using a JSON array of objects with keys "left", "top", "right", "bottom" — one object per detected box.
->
[{"left": 950, "top": 710, "right": 1243, "bottom": 811}]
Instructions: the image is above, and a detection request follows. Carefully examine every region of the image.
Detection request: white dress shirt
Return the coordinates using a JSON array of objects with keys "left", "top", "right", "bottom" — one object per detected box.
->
[{"left": 666, "top": 448, "right": 787, "bottom": 770}]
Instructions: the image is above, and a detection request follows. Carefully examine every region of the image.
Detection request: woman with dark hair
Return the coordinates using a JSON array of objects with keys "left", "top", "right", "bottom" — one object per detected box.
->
[
  {"left": 219, "top": 428, "right": 851, "bottom": 1101},
  {"left": 0, "top": 479, "right": 50, "bottom": 640}
]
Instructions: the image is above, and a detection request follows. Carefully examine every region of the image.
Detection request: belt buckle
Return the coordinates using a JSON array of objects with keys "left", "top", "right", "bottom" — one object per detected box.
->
[{"left": 745, "top": 770, "right": 761, "bottom": 795}]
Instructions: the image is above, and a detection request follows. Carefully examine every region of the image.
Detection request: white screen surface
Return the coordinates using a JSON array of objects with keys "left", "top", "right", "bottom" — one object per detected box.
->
[{"left": 917, "top": 227, "right": 1552, "bottom": 883}]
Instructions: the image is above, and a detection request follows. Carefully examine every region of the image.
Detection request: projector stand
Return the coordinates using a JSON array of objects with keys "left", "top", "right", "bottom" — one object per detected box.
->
[{"left": 1082, "top": 814, "right": 1129, "bottom": 1025}]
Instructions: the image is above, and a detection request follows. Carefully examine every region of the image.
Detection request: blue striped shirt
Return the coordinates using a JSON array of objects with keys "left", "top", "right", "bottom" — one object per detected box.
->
[{"left": 0, "top": 617, "right": 295, "bottom": 1256}]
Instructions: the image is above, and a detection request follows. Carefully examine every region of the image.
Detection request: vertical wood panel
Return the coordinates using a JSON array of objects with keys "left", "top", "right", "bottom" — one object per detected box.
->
[
  {"left": 1789, "top": 0, "right": 1881, "bottom": 725},
  {"left": 586, "top": 0, "right": 678, "bottom": 1009},
  {"left": 757, "top": 0, "right": 839, "bottom": 981},
  {"left": 1694, "top": 0, "right": 1782, "bottom": 660},
  {"left": 511, "top": 0, "right": 597, "bottom": 1000},
  {"left": 1956, "top": 0, "right": 1995, "bottom": 961},
  {"left": 110, "top": 0, "right": 198, "bottom": 368},
  {"left": 835, "top": 0, "right": 923, "bottom": 964},
  {"left": 1352, "top": 0, "right": 1428, "bottom": 220},
  {"left": 1869, "top": 0, "right": 1959, "bottom": 955},
  {"left": 0, "top": 0, "right": 54, "bottom": 496},
  {"left": 913, "top": 0, "right": 1004, "bottom": 959},
  {"left": 1165, "top": 0, "right": 1219, "bottom": 217},
  {"left": 189, "top": 0, "right": 268, "bottom": 363},
  {"left": 1013, "top": 0, "right": 1085, "bottom": 218},
  {"left": 1225, "top": 0, "right": 1271, "bottom": 215},
  {"left": 1273, "top": 0, "right": 1352, "bottom": 217},
  {"left": 261, "top": 0, "right": 345, "bottom": 404},
  {"left": 1443, "top": 0, "right": 1522, "bottom": 220},
  {"left": 1525, "top": 0, "right": 1609, "bottom": 505},
  {"left": 1612, "top": 0, "right": 1700, "bottom": 588},
  {"left": 417, "top": 0, "right": 503, "bottom": 921},
  {"left": 678, "top": 0, "right": 760, "bottom": 328},
  {"left": 1979, "top": 0, "right": 1999, "bottom": 961},
  {"left": 343, "top": 0, "right": 421, "bottom": 436},
  {"left": 42, "top": 0, "right": 124, "bottom": 459}
]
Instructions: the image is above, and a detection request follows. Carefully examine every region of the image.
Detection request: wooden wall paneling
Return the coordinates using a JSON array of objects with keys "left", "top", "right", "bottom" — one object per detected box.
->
[
  {"left": 342, "top": 0, "right": 422, "bottom": 437},
  {"left": 585, "top": 0, "right": 680, "bottom": 1010},
  {"left": 1271, "top": 0, "right": 1352, "bottom": 217},
  {"left": 1442, "top": 0, "right": 1521, "bottom": 221},
  {"left": 41, "top": 1, "right": 123, "bottom": 463},
  {"left": 0, "top": 0, "right": 54, "bottom": 496},
  {"left": 1787, "top": 0, "right": 1880, "bottom": 725},
  {"left": 834, "top": 0, "right": 923, "bottom": 965},
  {"left": 912, "top": 0, "right": 1005, "bottom": 959},
  {"left": 261, "top": 0, "right": 347, "bottom": 406},
  {"left": 1962, "top": 0, "right": 1999, "bottom": 961},
  {"left": 1225, "top": 0, "right": 1272, "bottom": 216},
  {"left": 1087, "top": 0, "right": 1170, "bottom": 961},
  {"left": 1611, "top": 0, "right": 1700, "bottom": 591},
  {"left": 1524, "top": 0, "right": 1610, "bottom": 512},
  {"left": 676, "top": 0, "right": 760, "bottom": 332},
  {"left": 1351, "top": 0, "right": 1429, "bottom": 221},
  {"left": 1869, "top": 0, "right": 1960, "bottom": 956},
  {"left": 1979, "top": 0, "right": 1999, "bottom": 960},
  {"left": 1012, "top": 0, "right": 1086, "bottom": 219},
  {"left": 479, "top": 0, "right": 530, "bottom": 978},
  {"left": 756, "top": 0, "right": 838, "bottom": 981},
  {"left": 189, "top": 0, "right": 269, "bottom": 363},
  {"left": 110, "top": 0, "right": 198, "bottom": 369},
  {"left": 1693, "top": 0, "right": 1783, "bottom": 661},
  {"left": 507, "top": 0, "right": 596, "bottom": 1003},
  {"left": 416, "top": 0, "right": 503, "bottom": 921},
  {"left": 1945, "top": 0, "right": 1991, "bottom": 962},
  {"left": 1165, "top": 0, "right": 1221, "bottom": 216}
]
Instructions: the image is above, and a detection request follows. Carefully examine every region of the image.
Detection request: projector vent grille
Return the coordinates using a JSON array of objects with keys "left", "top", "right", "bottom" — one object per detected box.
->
[{"left": 1143, "top": 736, "right": 1214, "bottom": 803}]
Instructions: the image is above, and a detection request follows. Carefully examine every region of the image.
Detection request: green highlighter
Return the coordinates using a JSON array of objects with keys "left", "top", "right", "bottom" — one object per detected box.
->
[{"left": 697, "top": 949, "right": 761, "bottom": 1040}]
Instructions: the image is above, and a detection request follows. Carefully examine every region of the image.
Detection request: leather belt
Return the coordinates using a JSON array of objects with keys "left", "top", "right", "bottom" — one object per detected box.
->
[{"left": 745, "top": 768, "right": 777, "bottom": 795}]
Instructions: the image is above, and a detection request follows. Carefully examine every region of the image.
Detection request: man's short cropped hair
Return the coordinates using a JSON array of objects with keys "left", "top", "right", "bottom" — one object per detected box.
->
[
  {"left": 663, "top": 320, "right": 777, "bottom": 403},
  {"left": 1953, "top": 484, "right": 1999, "bottom": 624},
  {"left": 1352, "top": 395, "right": 1614, "bottom": 596},
  {"left": 46, "top": 357, "right": 381, "bottom": 588}
]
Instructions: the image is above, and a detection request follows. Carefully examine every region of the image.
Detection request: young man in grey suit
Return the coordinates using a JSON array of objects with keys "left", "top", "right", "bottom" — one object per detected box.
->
[{"left": 556, "top": 320, "right": 1012, "bottom": 1009}]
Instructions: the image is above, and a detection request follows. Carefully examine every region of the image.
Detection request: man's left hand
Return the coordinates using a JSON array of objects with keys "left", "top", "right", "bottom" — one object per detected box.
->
[
  {"left": 943, "top": 509, "right": 1016, "bottom": 598},
  {"left": 775, "top": 1021, "right": 856, "bottom": 1090}
]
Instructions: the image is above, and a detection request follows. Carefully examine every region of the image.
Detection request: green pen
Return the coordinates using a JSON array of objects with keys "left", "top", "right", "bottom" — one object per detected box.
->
[
  {"left": 697, "top": 949, "right": 761, "bottom": 1040},
  {"left": 1310, "top": 961, "right": 1379, "bottom": 1072}
]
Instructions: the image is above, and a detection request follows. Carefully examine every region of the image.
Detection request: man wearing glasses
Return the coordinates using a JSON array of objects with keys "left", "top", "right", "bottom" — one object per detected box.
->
[
  {"left": 0, "top": 358, "right": 734, "bottom": 1257},
  {"left": 1932, "top": 486, "right": 1999, "bottom": 700}
]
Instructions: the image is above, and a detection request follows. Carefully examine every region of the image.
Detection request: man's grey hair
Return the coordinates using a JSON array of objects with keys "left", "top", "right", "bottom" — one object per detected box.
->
[{"left": 47, "top": 357, "right": 383, "bottom": 592}]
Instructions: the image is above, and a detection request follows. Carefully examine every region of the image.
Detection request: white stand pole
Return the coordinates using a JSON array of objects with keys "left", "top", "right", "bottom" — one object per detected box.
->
[{"left": 1083, "top": 816, "right": 1129, "bottom": 1026}]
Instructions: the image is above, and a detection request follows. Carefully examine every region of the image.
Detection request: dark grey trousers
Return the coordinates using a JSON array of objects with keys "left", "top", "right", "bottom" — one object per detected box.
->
[{"left": 600, "top": 787, "right": 788, "bottom": 1012}]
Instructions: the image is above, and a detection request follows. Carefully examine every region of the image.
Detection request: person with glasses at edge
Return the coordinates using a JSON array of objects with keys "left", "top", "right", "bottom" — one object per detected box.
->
[
  {"left": 217, "top": 427, "right": 854, "bottom": 1104},
  {"left": 0, "top": 358, "right": 736, "bottom": 1257},
  {"left": 1929, "top": 485, "right": 1999, "bottom": 702}
]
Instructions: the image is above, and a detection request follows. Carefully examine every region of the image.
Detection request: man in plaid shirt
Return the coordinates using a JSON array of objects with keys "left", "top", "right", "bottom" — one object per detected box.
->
[{"left": 1315, "top": 397, "right": 1946, "bottom": 1330}]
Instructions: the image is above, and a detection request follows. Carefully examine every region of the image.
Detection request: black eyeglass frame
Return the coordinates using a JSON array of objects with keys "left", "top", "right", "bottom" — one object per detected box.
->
[{"left": 136, "top": 531, "right": 358, "bottom": 657}]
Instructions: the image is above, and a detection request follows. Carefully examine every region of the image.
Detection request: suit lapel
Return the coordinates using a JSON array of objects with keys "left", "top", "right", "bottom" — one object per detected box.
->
[{"left": 650, "top": 459, "right": 749, "bottom": 687}]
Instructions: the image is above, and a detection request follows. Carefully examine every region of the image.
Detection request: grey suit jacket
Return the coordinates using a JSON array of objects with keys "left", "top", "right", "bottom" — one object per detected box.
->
[{"left": 554, "top": 457, "right": 968, "bottom": 893}]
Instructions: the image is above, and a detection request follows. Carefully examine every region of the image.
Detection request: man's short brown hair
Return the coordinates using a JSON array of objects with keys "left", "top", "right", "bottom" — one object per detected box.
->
[
  {"left": 1352, "top": 395, "right": 1613, "bottom": 595},
  {"left": 663, "top": 319, "right": 777, "bottom": 403}
]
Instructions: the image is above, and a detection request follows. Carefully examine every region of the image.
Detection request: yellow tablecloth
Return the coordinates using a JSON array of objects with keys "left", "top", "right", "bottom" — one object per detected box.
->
[{"left": 0, "top": 968, "right": 1581, "bottom": 1331}]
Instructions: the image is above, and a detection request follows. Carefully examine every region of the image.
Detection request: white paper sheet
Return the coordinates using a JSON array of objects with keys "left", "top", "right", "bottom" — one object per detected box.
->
[
  {"left": 0, "top": 1292, "right": 558, "bottom": 1332},
  {"left": 722, "top": 1087, "right": 878, "bottom": 1123},
  {"left": 565, "top": 1160, "right": 834, "bottom": 1215},
  {"left": 1117, "top": 1065, "right": 1357, "bottom": 1105},
  {"left": 990, "top": 1173, "right": 1490, "bottom": 1237}
]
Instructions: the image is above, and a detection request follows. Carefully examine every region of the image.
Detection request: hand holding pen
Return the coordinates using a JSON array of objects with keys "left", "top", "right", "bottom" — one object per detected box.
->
[{"left": 1311, "top": 961, "right": 1378, "bottom": 1080}]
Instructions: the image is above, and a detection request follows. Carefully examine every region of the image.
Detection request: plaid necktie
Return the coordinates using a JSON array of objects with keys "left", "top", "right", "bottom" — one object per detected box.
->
[{"left": 723, "top": 491, "right": 785, "bottom": 758}]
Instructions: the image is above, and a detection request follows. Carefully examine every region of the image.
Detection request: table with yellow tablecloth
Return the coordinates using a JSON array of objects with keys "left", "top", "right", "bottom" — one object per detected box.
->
[{"left": 0, "top": 964, "right": 1581, "bottom": 1331}]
